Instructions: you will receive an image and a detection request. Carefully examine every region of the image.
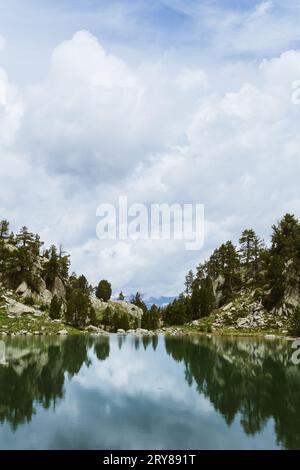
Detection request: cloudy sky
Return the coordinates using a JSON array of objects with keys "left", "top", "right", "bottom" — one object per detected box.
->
[{"left": 1, "top": 0, "right": 300, "bottom": 299}]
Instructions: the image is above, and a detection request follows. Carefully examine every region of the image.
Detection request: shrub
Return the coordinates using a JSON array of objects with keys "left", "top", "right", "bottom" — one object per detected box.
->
[
  {"left": 24, "top": 296, "right": 35, "bottom": 306},
  {"left": 289, "top": 306, "right": 300, "bottom": 337},
  {"left": 49, "top": 295, "right": 62, "bottom": 320}
]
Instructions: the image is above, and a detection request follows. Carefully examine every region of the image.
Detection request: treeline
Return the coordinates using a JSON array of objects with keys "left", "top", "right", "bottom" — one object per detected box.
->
[
  {"left": 3, "top": 214, "right": 299, "bottom": 334},
  {"left": 51, "top": 284, "right": 161, "bottom": 331},
  {"left": 129, "top": 292, "right": 161, "bottom": 330},
  {"left": 163, "top": 214, "right": 300, "bottom": 333},
  {"left": 0, "top": 220, "right": 161, "bottom": 331},
  {"left": 0, "top": 220, "right": 70, "bottom": 291}
]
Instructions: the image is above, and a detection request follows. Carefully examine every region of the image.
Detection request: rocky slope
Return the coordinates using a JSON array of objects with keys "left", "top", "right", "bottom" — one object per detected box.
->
[
  {"left": 0, "top": 286, "right": 143, "bottom": 336},
  {"left": 91, "top": 297, "right": 143, "bottom": 327},
  {"left": 0, "top": 225, "right": 144, "bottom": 335},
  {"left": 187, "top": 283, "right": 300, "bottom": 337}
]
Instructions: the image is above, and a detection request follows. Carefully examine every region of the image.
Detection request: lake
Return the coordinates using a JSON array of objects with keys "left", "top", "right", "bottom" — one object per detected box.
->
[{"left": 0, "top": 334, "right": 299, "bottom": 450}]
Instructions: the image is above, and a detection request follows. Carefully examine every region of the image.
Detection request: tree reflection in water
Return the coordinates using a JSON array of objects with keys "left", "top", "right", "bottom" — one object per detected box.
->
[
  {"left": 165, "top": 336, "right": 300, "bottom": 449},
  {"left": 0, "top": 335, "right": 299, "bottom": 449},
  {"left": 0, "top": 336, "right": 109, "bottom": 430}
]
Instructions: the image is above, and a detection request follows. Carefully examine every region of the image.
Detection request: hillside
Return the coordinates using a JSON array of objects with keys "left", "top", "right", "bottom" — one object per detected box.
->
[
  {"left": 162, "top": 214, "right": 300, "bottom": 338},
  {"left": 1, "top": 214, "right": 300, "bottom": 338},
  {"left": 0, "top": 221, "right": 144, "bottom": 336}
]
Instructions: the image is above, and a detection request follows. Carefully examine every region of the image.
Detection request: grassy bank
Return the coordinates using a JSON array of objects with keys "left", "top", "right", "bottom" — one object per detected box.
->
[
  {"left": 0, "top": 308, "right": 294, "bottom": 339},
  {"left": 0, "top": 309, "right": 82, "bottom": 336}
]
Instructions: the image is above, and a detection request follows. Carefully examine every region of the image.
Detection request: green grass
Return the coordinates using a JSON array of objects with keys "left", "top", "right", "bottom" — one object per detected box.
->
[
  {"left": 0, "top": 309, "right": 82, "bottom": 335},
  {"left": 165, "top": 311, "right": 290, "bottom": 338}
]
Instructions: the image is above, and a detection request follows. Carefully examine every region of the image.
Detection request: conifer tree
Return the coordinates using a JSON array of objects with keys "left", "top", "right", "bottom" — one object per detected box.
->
[
  {"left": 271, "top": 214, "right": 300, "bottom": 260},
  {"left": 16, "top": 226, "right": 35, "bottom": 248},
  {"left": 118, "top": 291, "right": 125, "bottom": 301},
  {"left": 239, "top": 229, "right": 264, "bottom": 281},
  {"left": 185, "top": 270, "right": 194, "bottom": 296},
  {"left": 130, "top": 292, "right": 148, "bottom": 314},
  {"left": 0, "top": 220, "right": 10, "bottom": 239},
  {"left": 49, "top": 295, "right": 62, "bottom": 320},
  {"left": 43, "top": 245, "right": 59, "bottom": 289},
  {"left": 65, "top": 289, "right": 89, "bottom": 328},
  {"left": 96, "top": 280, "right": 112, "bottom": 302}
]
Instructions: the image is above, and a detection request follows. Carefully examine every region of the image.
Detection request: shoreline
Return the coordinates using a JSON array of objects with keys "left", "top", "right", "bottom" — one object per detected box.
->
[
  {"left": 0, "top": 327, "right": 298, "bottom": 341},
  {"left": 0, "top": 308, "right": 298, "bottom": 341}
]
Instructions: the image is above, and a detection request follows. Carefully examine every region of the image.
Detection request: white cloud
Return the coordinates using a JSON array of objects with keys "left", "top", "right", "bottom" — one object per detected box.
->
[
  {"left": 21, "top": 31, "right": 194, "bottom": 183},
  {"left": 75, "top": 338, "right": 214, "bottom": 414},
  {"left": 253, "top": 1, "right": 273, "bottom": 18},
  {"left": 176, "top": 68, "right": 208, "bottom": 91},
  {"left": 1, "top": 25, "right": 300, "bottom": 297},
  {"left": 0, "top": 68, "right": 23, "bottom": 147}
]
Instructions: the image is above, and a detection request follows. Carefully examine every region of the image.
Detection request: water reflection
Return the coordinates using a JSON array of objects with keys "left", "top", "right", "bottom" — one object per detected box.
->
[
  {"left": 165, "top": 336, "right": 300, "bottom": 449},
  {"left": 0, "top": 336, "right": 107, "bottom": 430},
  {"left": 0, "top": 335, "right": 299, "bottom": 449}
]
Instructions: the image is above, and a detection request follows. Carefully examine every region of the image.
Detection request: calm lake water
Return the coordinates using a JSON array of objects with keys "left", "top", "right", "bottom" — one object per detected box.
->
[{"left": 0, "top": 334, "right": 299, "bottom": 450}]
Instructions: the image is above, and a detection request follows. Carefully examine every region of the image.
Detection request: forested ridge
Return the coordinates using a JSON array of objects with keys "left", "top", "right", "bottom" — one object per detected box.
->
[
  {"left": 163, "top": 214, "right": 300, "bottom": 336},
  {"left": 1, "top": 214, "right": 300, "bottom": 336},
  {"left": 0, "top": 220, "right": 159, "bottom": 332}
]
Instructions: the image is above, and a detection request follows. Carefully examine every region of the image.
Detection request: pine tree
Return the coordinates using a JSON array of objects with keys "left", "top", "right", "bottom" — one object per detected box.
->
[
  {"left": 130, "top": 292, "right": 148, "bottom": 314},
  {"left": 102, "top": 306, "right": 113, "bottom": 327},
  {"left": 142, "top": 304, "right": 160, "bottom": 330},
  {"left": 190, "top": 277, "right": 215, "bottom": 319},
  {"left": 74, "top": 274, "right": 91, "bottom": 294},
  {"left": 196, "top": 263, "right": 205, "bottom": 282},
  {"left": 112, "top": 311, "right": 130, "bottom": 331},
  {"left": 239, "top": 229, "right": 264, "bottom": 281},
  {"left": 263, "top": 254, "right": 285, "bottom": 309},
  {"left": 0, "top": 220, "right": 10, "bottom": 239},
  {"left": 199, "top": 277, "right": 215, "bottom": 317},
  {"left": 49, "top": 295, "right": 62, "bottom": 320},
  {"left": 16, "top": 226, "right": 35, "bottom": 248},
  {"left": 190, "top": 281, "right": 202, "bottom": 319},
  {"left": 205, "top": 241, "right": 240, "bottom": 303},
  {"left": 271, "top": 214, "right": 300, "bottom": 260},
  {"left": 149, "top": 304, "right": 160, "bottom": 330},
  {"left": 118, "top": 291, "right": 125, "bottom": 301},
  {"left": 164, "top": 295, "right": 189, "bottom": 326},
  {"left": 96, "top": 280, "right": 112, "bottom": 302},
  {"left": 185, "top": 270, "right": 194, "bottom": 296},
  {"left": 58, "top": 245, "right": 70, "bottom": 281},
  {"left": 65, "top": 289, "right": 89, "bottom": 328},
  {"left": 32, "top": 234, "right": 43, "bottom": 257},
  {"left": 88, "top": 306, "right": 97, "bottom": 326},
  {"left": 262, "top": 214, "right": 300, "bottom": 309},
  {"left": 43, "top": 245, "right": 59, "bottom": 289}
]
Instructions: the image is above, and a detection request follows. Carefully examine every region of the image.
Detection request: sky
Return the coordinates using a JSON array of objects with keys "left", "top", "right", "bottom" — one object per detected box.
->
[{"left": 1, "top": 0, "right": 300, "bottom": 299}]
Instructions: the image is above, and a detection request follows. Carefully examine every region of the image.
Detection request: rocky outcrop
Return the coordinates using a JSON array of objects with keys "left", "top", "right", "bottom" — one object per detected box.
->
[
  {"left": 38, "top": 288, "right": 53, "bottom": 305},
  {"left": 84, "top": 325, "right": 109, "bottom": 336},
  {"left": 91, "top": 298, "right": 143, "bottom": 328},
  {"left": 11, "top": 275, "right": 66, "bottom": 307},
  {"left": 212, "top": 275, "right": 225, "bottom": 305},
  {"left": 16, "top": 281, "right": 32, "bottom": 299},
  {"left": 52, "top": 277, "right": 66, "bottom": 300},
  {"left": 3, "top": 295, "right": 42, "bottom": 317},
  {"left": 211, "top": 289, "right": 293, "bottom": 332}
]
